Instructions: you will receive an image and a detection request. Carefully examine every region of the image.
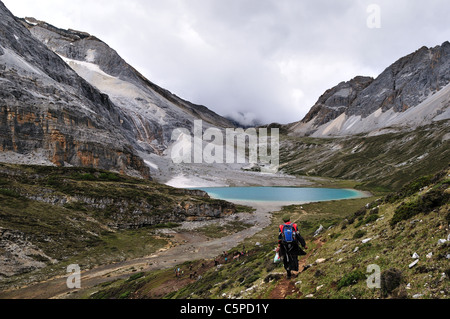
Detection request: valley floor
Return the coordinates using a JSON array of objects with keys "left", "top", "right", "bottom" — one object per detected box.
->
[{"left": 0, "top": 201, "right": 284, "bottom": 299}]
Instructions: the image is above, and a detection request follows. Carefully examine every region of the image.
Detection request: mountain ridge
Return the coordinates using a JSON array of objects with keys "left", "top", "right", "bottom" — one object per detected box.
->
[
  {"left": 289, "top": 41, "right": 450, "bottom": 137},
  {"left": 20, "top": 16, "right": 235, "bottom": 151}
]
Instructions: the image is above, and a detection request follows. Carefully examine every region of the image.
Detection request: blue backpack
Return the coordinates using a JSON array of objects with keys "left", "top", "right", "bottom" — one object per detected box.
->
[{"left": 282, "top": 224, "right": 295, "bottom": 243}]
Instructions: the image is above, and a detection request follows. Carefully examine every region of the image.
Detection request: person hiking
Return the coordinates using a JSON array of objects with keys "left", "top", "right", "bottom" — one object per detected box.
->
[{"left": 277, "top": 215, "right": 307, "bottom": 279}]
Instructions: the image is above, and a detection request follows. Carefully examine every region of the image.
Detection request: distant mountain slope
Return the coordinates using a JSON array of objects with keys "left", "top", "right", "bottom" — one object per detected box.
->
[
  {"left": 289, "top": 42, "right": 450, "bottom": 137},
  {"left": 20, "top": 16, "right": 235, "bottom": 155}
]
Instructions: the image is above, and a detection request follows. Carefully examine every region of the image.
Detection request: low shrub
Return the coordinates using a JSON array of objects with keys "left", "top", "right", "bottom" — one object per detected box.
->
[
  {"left": 380, "top": 268, "right": 403, "bottom": 297},
  {"left": 391, "top": 188, "right": 449, "bottom": 226},
  {"left": 0, "top": 188, "right": 21, "bottom": 198},
  {"left": 364, "top": 214, "right": 380, "bottom": 224},
  {"left": 353, "top": 230, "right": 367, "bottom": 239},
  {"left": 337, "top": 270, "right": 366, "bottom": 290}
]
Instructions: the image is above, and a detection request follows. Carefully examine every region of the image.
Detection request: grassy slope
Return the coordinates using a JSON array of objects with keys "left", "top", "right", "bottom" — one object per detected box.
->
[
  {"left": 87, "top": 168, "right": 449, "bottom": 299},
  {"left": 281, "top": 121, "right": 450, "bottom": 191}
]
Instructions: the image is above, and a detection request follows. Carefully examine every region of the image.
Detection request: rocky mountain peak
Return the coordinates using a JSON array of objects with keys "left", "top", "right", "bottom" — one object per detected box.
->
[
  {"left": 292, "top": 41, "right": 450, "bottom": 137},
  {"left": 301, "top": 76, "right": 374, "bottom": 126},
  {"left": 0, "top": 2, "right": 150, "bottom": 177}
]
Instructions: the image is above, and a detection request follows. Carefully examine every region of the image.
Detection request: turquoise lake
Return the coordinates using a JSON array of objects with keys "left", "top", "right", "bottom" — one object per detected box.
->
[{"left": 191, "top": 187, "right": 366, "bottom": 204}]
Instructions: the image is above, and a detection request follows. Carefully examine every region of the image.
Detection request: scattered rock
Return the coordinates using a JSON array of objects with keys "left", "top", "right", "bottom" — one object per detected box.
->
[
  {"left": 295, "top": 281, "right": 302, "bottom": 286},
  {"left": 409, "top": 260, "right": 419, "bottom": 269},
  {"left": 438, "top": 239, "right": 447, "bottom": 245},
  {"left": 412, "top": 294, "right": 423, "bottom": 299},
  {"left": 305, "top": 294, "right": 314, "bottom": 298},
  {"left": 406, "top": 283, "right": 411, "bottom": 290},
  {"left": 353, "top": 247, "right": 359, "bottom": 253},
  {"left": 315, "top": 258, "right": 326, "bottom": 264},
  {"left": 314, "top": 225, "right": 324, "bottom": 237},
  {"left": 426, "top": 252, "right": 433, "bottom": 259},
  {"left": 316, "top": 285, "right": 324, "bottom": 291},
  {"left": 362, "top": 238, "right": 372, "bottom": 244},
  {"left": 412, "top": 252, "right": 419, "bottom": 259}
]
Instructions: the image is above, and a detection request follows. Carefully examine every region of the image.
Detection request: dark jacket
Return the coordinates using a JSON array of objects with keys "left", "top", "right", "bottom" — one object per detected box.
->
[{"left": 278, "top": 222, "right": 307, "bottom": 256}]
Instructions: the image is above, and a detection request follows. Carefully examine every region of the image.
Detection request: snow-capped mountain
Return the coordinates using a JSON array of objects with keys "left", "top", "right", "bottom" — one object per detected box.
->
[{"left": 289, "top": 42, "right": 450, "bottom": 137}]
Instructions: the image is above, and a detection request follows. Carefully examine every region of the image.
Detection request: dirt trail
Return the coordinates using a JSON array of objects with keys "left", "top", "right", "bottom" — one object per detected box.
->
[
  {"left": 0, "top": 201, "right": 283, "bottom": 299},
  {"left": 269, "top": 238, "right": 324, "bottom": 299}
]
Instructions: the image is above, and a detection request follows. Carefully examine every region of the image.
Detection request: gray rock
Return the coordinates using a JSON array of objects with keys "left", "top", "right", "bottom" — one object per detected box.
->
[
  {"left": 315, "top": 258, "right": 326, "bottom": 264},
  {"left": 409, "top": 260, "right": 419, "bottom": 269},
  {"left": 301, "top": 76, "right": 374, "bottom": 126},
  {"left": 412, "top": 252, "right": 419, "bottom": 259},
  {"left": 314, "top": 225, "right": 325, "bottom": 237}
]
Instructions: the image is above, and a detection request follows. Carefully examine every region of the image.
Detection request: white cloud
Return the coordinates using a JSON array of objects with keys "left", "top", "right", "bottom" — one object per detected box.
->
[{"left": 3, "top": 0, "right": 450, "bottom": 124}]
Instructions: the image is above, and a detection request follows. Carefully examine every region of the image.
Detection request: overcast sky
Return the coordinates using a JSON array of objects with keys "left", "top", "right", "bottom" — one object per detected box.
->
[{"left": 3, "top": 0, "right": 450, "bottom": 125}]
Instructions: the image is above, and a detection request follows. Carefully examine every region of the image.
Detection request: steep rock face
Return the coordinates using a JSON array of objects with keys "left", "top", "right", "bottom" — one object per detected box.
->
[
  {"left": 0, "top": 2, "right": 150, "bottom": 178},
  {"left": 301, "top": 76, "right": 374, "bottom": 126},
  {"left": 21, "top": 190, "right": 236, "bottom": 230},
  {"left": 348, "top": 43, "right": 450, "bottom": 116},
  {"left": 290, "top": 42, "right": 450, "bottom": 137},
  {"left": 20, "top": 17, "right": 235, "bottom": 155}
]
